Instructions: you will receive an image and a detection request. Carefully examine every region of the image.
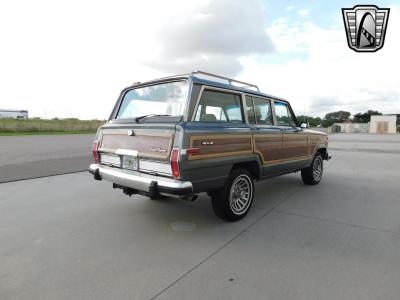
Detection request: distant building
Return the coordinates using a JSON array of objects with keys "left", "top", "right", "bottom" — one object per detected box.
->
[
  {"left": 332, "top": 122, "right": 369, "bottom": 133},
  {"left": 369, "top": 115, "right": 397, "bottom": 134},
  {"left": 0, "top": 109, "right": 29, "bottom": 119}
]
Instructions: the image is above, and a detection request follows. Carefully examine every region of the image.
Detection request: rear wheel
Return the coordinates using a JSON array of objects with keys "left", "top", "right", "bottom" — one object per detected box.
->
[
  {"left": 211, "top": 168, "right": 254, "bottom": 222},
  {"left": 301, "top": 152, "right": 323, "bottom": 185}
]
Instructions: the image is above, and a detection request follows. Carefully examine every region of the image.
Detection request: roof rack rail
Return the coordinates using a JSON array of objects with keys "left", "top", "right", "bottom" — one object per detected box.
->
[{"left": 191, "top": 70, "right": 260, "bottom": 91}]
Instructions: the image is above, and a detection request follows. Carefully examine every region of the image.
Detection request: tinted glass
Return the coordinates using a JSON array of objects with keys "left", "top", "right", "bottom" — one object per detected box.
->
[
  {"left": 253, "top": 97, "right": 273, "bottom": 125},
  {"left": 194, "top": 90, "right": 243, "bottom": 123},
  {"left": 274, "top": 101, "right": 296, "bottom": 126},
  {"left": 245, "top": 96, "right": 256, "bottom": 124}
]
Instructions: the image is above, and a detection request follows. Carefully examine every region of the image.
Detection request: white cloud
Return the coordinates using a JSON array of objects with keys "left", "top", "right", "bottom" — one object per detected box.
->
[
  {"left": 298, "top": 9, "right": 309, "bottom": 17},
  {"left": 143, "top": 0, "right": 274, "bottom": 76},
  {"left": 0, "top": 0, "right": 273, "bottom": 119},
  {"left": 240, "top": 5, "right": 400, "bottom": 117}
]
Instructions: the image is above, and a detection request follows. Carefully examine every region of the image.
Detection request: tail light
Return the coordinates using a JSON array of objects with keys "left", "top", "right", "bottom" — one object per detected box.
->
[
  {"left": 170, "top": 148, "right": 180, "bottom": 179},
  {"left": 92, "top": 141, "right": 99, "bottom": 163}
]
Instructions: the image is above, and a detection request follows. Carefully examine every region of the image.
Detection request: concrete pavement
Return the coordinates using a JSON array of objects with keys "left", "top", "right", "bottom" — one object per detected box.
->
[
  {"left": 0, "top": 133, "right": 400, "bottom": 299},
  {"left": 0, "top": 134, "right": 94, "bottom": 182}
]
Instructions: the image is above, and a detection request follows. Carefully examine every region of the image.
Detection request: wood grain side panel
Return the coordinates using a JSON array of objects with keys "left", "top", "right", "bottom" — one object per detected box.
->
[
  {"left": 100, "top": 134, "right": 173, "bottom": 159},
  {"left": 282, "top": 133, "right": 309, "bottom": 159},
  {"left": 309, "top": 135, "right": 319, "bottom": 156},
  {"left": 188, "top": 135, "right": 253, "bottom": 160},
  {"left": 254, "top": 134, "right": 282, "bottom": 162},
  {"left": 310, "top": 134, "right": 328, "bottom": 156}
]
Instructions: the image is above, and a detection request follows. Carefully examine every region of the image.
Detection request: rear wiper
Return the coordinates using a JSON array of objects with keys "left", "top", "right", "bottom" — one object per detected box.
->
[{"left": 135, "top": 114, "right": 170, "bottom": 123}]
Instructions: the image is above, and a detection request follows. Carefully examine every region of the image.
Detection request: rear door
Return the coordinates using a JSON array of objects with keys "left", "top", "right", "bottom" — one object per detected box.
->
[{"left": 245, "top": 96, "right": 283, "bottom": 175}]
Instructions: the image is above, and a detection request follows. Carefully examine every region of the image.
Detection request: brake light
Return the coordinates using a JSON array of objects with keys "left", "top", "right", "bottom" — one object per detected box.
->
[
  {"left": 92, "top": 141, "right": 99, "bottom": 163},
  {"left": 170, "top": 148, "right": 180, "bottom": 179}
]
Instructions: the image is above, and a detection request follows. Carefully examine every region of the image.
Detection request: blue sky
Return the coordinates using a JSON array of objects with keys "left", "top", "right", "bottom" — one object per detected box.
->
[
  {"left": 261, "top": 1, "right": 395, "bottom": 62},
  {"left": 264, "top": 1, "right": 394, "bottom": 27},
  {"left": 0, "top": 0, "right": 399, "bottom": 119}
]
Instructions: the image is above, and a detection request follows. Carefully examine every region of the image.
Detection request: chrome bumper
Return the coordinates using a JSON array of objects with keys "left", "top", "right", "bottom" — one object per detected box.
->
[{"left": 89, "top": 164, "right": 193, "bottom": 198}]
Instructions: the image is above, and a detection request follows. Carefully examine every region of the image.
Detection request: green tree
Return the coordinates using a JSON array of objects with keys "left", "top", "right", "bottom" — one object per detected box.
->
[
  {"left": 321, "top": 119, "right": 335, "bottom": 127},
  {"left": 324, "top": 111, "right": 351, "bottom": 123},
  {"left": 353, "top": 110, "right": 382, "bottom": 123},
  {"left": 297, "top": 115, "right": 322, "bottom": 127}
]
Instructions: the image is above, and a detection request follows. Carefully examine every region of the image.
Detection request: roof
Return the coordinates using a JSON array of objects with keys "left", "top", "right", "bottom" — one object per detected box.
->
[
  {"left": 128, "top": 71, "right": 288, "bottom": 102},
  {"left": 0, "top": 109, "right": 28, "bottom": 113}
]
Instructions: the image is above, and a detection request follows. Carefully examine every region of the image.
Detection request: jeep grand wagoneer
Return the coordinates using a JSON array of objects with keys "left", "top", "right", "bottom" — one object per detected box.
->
[{"left": 89, "top": 71, "right": 331, "bottom": 221}]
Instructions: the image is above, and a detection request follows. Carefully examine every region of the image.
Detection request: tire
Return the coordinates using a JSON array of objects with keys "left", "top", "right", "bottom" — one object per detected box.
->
[
  {"left": 211, "top": 168, "right": 255, "bottom": 222},
  {"left": 301, "top": 152, "right": 323, "bottom": 185}
]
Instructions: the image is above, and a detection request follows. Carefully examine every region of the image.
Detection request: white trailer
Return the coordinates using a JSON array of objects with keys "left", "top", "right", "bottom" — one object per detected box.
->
[{"left": 0, "top": 109, "right": 29, "bottom": 119}]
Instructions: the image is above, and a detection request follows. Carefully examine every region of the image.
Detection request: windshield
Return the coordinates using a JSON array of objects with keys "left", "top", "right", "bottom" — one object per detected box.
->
[{"left": 116, "top": 81, "right": 188, "bottom": 120}]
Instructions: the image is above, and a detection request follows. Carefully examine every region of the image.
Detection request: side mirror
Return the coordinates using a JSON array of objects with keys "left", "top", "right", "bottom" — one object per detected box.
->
[{"left": 300, "top": 123, "right": 308, "bottom": 129}]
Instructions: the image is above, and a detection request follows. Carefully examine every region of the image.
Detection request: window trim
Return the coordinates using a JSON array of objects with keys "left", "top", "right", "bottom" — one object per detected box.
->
[
  {"left": 272, "top": 100, "right": 298, "bottom": 127},
  {"left": 252, "top": 96, "right": 274, "bottom": 126},
  {"left": 244, "top": 94, "right": 276, "bottom": 126},
  {"left": 244, "top": 95, "right": 255, "bottom": 125},
  {"left": 191, "top": 86, "right": 245, "bottom": 123}
]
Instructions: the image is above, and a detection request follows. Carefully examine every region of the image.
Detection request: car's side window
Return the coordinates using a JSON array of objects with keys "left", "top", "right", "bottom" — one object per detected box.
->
[
  {"left": 274, "top": 101, "right": 296, "bottom": 127},
  {"left": 245, "top": 96, "right": 256, "bottom": 124},
  {"left": 194, "top": 90, "right": 243, "bottom": 123},
  {"left": 253, "top": 97, "right": 273, "bottom": 125}
]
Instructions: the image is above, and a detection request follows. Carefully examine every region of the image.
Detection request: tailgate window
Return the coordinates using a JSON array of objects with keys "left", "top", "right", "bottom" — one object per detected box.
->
[{"left": 117, "top": 81, "right": 188, "bottom": 120}]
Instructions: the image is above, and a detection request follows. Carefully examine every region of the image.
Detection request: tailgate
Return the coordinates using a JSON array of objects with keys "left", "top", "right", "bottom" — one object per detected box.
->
[{"left": 99, "top": 127, "right": 175, "bottom": 161}]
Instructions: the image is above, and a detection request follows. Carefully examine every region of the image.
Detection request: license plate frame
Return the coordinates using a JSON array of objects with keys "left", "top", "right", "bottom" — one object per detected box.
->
[{"left": 121, "top": 155, "right": 138, "bottom": 171}]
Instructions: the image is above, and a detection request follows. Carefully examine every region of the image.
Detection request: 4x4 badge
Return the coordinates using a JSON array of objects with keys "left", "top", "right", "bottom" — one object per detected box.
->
[{"left": 342, "top": 5, "right": 390, "bottom": 52}]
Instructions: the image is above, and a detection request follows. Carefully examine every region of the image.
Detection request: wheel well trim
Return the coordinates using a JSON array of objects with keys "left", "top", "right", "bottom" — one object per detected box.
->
[{"left": 230, "top": 157, "right": 263, "bottom": 180}]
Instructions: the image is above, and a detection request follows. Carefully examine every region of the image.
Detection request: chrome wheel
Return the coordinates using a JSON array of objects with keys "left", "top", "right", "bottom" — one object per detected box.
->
[
  {"left": 313, "top": 155, "right": 323, "bottom": 181},
  {"left": 229, "top": 174, "right": 253, "bottom": 215}
]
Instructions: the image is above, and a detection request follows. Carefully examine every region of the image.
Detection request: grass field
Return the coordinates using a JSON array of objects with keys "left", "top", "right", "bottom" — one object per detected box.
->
[{"left": 0, "top": 118, "right": 105, "bottom": 135}]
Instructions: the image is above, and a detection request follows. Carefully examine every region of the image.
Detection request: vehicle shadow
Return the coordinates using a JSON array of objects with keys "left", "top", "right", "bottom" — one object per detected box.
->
[{"left": 122, "top": 173, "right": 304, "bottom": 227}]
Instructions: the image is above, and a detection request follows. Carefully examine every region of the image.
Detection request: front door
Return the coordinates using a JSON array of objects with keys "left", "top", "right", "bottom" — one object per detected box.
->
[{"left": 273, "top": 101, "right": 309, "bottom": 163}]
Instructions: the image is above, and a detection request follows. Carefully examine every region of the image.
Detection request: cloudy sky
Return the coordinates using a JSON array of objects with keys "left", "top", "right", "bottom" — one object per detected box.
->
[{"left": 0, "top": 0, "right": 399, "bottom": 119}]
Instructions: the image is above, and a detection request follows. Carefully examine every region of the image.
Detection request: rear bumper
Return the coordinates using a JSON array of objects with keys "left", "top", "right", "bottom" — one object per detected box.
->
[{"left": 89, "top": 164, "right": 193, "bottom": 198}]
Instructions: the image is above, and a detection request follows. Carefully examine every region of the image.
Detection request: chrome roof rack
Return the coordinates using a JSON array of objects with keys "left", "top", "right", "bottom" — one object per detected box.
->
[{"left": 191, "top": 70, "right": 260, "bottom": 91}]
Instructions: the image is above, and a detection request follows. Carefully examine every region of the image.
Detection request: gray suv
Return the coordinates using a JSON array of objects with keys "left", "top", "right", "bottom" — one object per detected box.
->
[{"left": 89, "top": 71, "right": 331, "bottom": 221}]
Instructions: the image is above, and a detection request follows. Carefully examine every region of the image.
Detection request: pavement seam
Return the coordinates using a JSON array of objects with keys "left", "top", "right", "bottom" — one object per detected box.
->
[
  {"left": 274, "top": 209, "right": 400, "bottom": 236},
  {"left": 329, "top": 147, "right": 400, "bottom": 154},
  {"left": 0, "top": 170, "right": 88, "bottom": 184},
  {"left": 151, "top": 186, "right": 301, "bottom": 300}
]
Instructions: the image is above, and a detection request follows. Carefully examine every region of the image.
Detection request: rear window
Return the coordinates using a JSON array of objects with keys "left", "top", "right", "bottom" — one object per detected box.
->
[{"left": 116, "top": 81, "right": 188, "bottom": 120}]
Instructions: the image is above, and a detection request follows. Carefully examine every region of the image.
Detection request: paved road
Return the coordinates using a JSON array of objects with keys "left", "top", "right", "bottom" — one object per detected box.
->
[
  {"left": 0, "top": 134, "right": 94, "bottom": 182},
  {"left": 0, "top": 134, "right": 400, "bottom": 299}
]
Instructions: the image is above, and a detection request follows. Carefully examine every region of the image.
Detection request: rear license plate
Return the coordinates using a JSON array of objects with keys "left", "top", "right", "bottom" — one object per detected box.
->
[{"left": 122, "top": 155, "right": 138, "bottom": 170}]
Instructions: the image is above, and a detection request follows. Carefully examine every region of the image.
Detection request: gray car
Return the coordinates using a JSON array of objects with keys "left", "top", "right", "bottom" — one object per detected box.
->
[{"left": 89, "top": 71, "right": 331, "bottom": 221}]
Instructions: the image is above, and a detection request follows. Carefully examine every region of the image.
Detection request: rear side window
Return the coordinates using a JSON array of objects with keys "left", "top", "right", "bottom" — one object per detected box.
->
[
  {"left": 194, "top": 90, "right": 243, "bottom": 123},
  {"left": 274, "top": 101, "right": 296, "bottom": 126},
  {"left": 253, "top": 97, "right": 273, "bottom": 125},
  {"left": 245, "top": 96, "right": 256, "bottom": 124}
]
